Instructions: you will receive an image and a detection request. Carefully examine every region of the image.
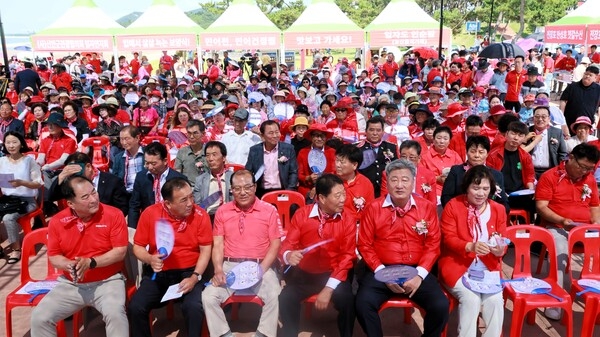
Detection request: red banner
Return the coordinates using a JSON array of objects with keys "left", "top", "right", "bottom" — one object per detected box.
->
[
  {"left": 116, "top": 34, "right": 197, "bottom": 51},
  {"left": 201, "top": 33, "right": 281, "bottom": 50},
  {"left": 32, "top": 36, "right": 114, "bottom": 52},
  {"left": 544, "top": 25, "right": 585, "bottom": 43},
  {"left": 588, "top": 24, "right": 600, "bottom": 44},
  {"left": 284, "top": 31, "right": 365, "bottom": 49},
  {"left": 369, "top": 28, "right": 451, "bottom": 48}
]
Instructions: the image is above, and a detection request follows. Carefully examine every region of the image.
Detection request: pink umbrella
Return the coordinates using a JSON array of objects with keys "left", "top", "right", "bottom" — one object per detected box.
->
[{"left": 516, "top": 38, "right": 538, "bottom": 52}]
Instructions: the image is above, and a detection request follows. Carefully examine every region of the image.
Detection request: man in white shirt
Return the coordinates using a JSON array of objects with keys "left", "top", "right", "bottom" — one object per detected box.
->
[{"left": 221, "top": 108, "right": 262, "bottom": 165}]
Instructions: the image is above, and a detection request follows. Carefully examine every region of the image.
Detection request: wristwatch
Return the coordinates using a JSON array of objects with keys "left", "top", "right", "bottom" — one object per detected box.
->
[
  {"left": 89, "top": 257, "right": 97, "bottom": 269},
  {"left": 192, "top": 271, "right": 201, "bottom": 281}
]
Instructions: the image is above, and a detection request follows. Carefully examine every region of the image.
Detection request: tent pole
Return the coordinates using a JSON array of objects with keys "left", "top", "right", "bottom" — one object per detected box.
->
[
  {"left": 0, "top": 10, "right": 10, "bottom": 78},
  {"left": 113, "top": 42, "right": 120, "bottom": 84},
  {"left": 438, "top": 0, "right": 444, "bottom": 60}
]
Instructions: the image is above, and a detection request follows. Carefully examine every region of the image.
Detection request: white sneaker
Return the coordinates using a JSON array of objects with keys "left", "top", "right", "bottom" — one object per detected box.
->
[{"left": 544, "top": 307, "right": 562, "bottom": 321}]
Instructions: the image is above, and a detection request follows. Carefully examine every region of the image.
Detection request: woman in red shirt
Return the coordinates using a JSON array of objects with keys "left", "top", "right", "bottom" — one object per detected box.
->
[
  {"left": 439, "top": 165, "right": 507, "bottom": 337},
  {"left": 460, "top": 61, "right": 474, "bottom": 89}
]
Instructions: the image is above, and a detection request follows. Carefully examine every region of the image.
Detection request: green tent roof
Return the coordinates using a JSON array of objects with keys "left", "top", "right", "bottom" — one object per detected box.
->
[
  {"left": 365, "top": 0, "right": 441, "bottom": 31},
  {"left": 205, "top": 0, "right": 280, "bottom": 33},
  {"left": 285, "top": 0, "right": 363, "bottom": 33},
  {"left": 33, "top": 0, "right": 123, "bottom": 36},
  {"left": 549, "top": 0, "right": 600, "bottom": 26},
  {"left": 116, "top": 0, "right": 203, "bottom": 35}
]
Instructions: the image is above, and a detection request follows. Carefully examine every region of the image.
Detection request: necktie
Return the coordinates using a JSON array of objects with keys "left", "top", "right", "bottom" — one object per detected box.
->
[
  {"left": 124, "top": 154, "right": 130, "bottom": 185},
  {"left": 153, "top": 174, "right": 161, "bottom": 203}
]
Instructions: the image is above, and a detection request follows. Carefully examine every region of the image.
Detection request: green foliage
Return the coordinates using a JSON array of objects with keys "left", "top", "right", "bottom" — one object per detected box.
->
[{"left": 184, "top": 0, "right": 577, "bottom": 37}]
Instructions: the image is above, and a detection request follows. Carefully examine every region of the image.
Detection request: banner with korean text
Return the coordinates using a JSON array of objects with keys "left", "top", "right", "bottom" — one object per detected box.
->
[
  {"left": 284, "top": 31, "right": 364, "bottom": 49},
  {"left": 201, "top": 32, "right": 281, "bottom": 51},
  {"left": 544, "top": 25, "right": 586, "bottom": 44},
  {"left": 369, "top": 28, "right": 451, "bottom": 47},
  {"left": 116, "top": 34, "right": 197, "bottom": 51},
  {"left": 31, "top": 36, "right": 114, "bottom": 52}
]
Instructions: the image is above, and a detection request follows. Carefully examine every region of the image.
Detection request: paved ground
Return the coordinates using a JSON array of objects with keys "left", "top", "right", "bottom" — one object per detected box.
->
[{"left": 0, "top": 230, "right": 596, "bottom": 337}]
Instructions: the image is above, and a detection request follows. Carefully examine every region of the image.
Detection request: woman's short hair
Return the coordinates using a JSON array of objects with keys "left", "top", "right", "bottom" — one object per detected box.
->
[
  {"left": 461, "top": 165, "right": 497, "bottom": 198},
  {"left": 2, "top": 131, "right": 32, "bottom": 154}
]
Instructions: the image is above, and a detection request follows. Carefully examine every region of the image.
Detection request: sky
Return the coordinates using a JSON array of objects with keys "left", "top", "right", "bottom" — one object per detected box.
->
[{"left": 2, "top": 0, "right": 202, "bottom": 35}]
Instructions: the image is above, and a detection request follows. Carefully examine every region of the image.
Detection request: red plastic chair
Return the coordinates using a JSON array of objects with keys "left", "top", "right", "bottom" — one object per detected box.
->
[
  {"left": 140, "top": 135, "right": 172, "bottom": 163},
  {"left": 225, "top": 163, "right": 246, "bottom": 172},
  {"left": 568, "top": 225, "right": 600, "bottom": 337},
  {"left": 81, "top": 136, "right": 111, "bottom": 172},
  {"left": 5, "top": 228, "right": 70, "bottom": 337},
  {"left": 508, "top": 209, "right": 530, "bottom": 226},
  {"left": 261, "top": 191, "right": 306, "bottom": 231},
  {"left": 19, "top": 189, "right": 46, "bottom": 238},
  {"left": 504, "top": 225, "right": 573, "bottom": 337}
]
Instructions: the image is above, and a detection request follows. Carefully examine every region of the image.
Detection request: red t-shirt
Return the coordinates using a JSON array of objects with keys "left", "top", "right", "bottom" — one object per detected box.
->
[
  {"left": 381, "top": 61, "right": 399, "bottom": 79},
  {"left": 39, "top": 133, "right": 77, "bottom": 169},
  {"left": 115, "top": 109, "right": 131, "bottom": 124},
  {"left": 535, "top": 161, "right": 599, "bottom": 228},
  {"left": 134, "top": 203, "right": 213, "bottom": 270},
  {"left": 130, "top": 58, "right": 140, "bottom": 77},
  {"left": 48, "top": 204, "right": 128, "bottom": 283},
  {"left": 280, "top": 204, "right": 356, "bottom": 281}
]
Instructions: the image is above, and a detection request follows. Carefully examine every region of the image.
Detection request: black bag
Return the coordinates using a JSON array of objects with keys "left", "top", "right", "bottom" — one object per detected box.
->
[{"left": 0, "top": 195, "right": 28, "bottom": 217}]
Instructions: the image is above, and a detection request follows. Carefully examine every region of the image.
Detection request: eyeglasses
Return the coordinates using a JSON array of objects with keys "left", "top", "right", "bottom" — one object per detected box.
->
[
  {"left": 312, "top": 133, "right": 326, "bottom": 139},
  {"left": 231, "top": 184, "right": 255, "bottom": 194},
  {"left": 574, "top": 157, "right": 595, "bottom": 172},
  {"left": 334, "top": 109, "right": 347, "bottom": 113},
  {"left": 533, "top": 115, "right": 549, "bottom": 120}
]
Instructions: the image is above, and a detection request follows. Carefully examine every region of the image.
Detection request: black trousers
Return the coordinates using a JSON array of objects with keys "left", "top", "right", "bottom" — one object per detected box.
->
[
  {"left": 355, "top": 271, "right": 449, "bottom": 337},
  {"left": 504, "top": 100, "right": 521, "bottom": 113},
  {"left": 279, "top": 267, "right": 355, "bottom": 337},
  {"left": 128, "top": 268, "right": 205, "bottom": 337}
]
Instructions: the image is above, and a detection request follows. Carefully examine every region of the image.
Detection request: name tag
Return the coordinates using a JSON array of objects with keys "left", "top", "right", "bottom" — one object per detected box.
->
[
  {"left": 515, "top": 231, "right": 530, "bottom": 239},
  {"left": 585, "top": 231, "right": 600, "bottom": 238}
]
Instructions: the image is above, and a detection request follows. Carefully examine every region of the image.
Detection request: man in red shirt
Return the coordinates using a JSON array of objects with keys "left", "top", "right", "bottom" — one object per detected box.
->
[
  {"left": 381, "top": 53, "right": 399, "bottom": 80},
  {"left": 37, "top": 112, "right": 77, "bottom": 195},
  {"left": 129, "top": 178, "right": 213, "bottom": 337},
  {"left": 89, "top": 53, "right": 102, "bottom": 74},
  {"left": 555, "top": 49, "right": 577, "bottom": 73},
  {"left": 279, "top": 174, "right": 356, "bottom": 337},
  {"left": 504, "top": 55, "right": 527, "bottom": 112},
  {"left": 160, "top": 50, "right": 173, "bottom": 72},
  {"left": 203, "top": 169, "right": 284, "bottom": 337},
  {"left": 535, "top": 143, "right": 600, "bottom": 320},
  {"left": 449, "top": 115, "right": 483, "bottom": 160},
  {"left": 589, "top": 45, "right": 600, "bottom": 64},
  {"left": 356, "top": 159, "right": 449, "bottom": 337},
  {"left": 206, "top": 58, "right": 220, "bottom": 84},
  {"left": 31, "top": 176, "right": 128, "bottom": 336},
  {"left": 130, "top": 52, "right": 140, "bottom": 78},
  {"left": 50, "top": 63, "right": 73, "bottom": 92}
]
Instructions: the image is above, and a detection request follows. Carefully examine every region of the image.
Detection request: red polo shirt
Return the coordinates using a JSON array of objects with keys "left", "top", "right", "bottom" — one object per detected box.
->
[
  {"left": 486, "top": 143, "right": 536, "bottom": 188},
  {"left": 48, "top": 204, "right": 128, "bottom": 283},
  {"left": 39, "top": 133, "right": 77, "bottom": 169},
  {"left": 439, "top": 196, "right": 506, "bottom": 287},
  {"left": 535, "top": 162, "right": 599, "bottom": 228},
  {"left": 134, "top": 203, "right": 213, "bottom": 271},
  {"left": 214, "top": 198, "right": 284, "bottom": 259},
  {"left": 342, "top": 173, "right": 376, "bottom": 223},
  {"left": 280, "top": 204, "right": 356, "bottom": 282},
  {"left": 358, "top": 194, "right": 440, "bottom": 275}
]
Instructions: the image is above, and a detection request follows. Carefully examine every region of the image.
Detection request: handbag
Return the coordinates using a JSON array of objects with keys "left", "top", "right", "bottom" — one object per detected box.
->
[{"left": 0, "top": 195, "right": 28, "bottom": 217}]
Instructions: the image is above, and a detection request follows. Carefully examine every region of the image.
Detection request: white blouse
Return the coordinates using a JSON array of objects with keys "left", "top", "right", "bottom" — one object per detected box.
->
[{"left": 0, "top": 155, "right": 42, "bottom": 198}]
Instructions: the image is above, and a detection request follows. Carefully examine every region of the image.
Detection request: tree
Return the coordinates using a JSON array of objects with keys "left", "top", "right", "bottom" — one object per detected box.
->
[{"left": 336, "top": 0, "right": 391, "bottom": 28}]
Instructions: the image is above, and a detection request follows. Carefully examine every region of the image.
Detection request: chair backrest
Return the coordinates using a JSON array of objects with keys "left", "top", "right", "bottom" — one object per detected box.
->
[
  {"left": 225, "top": 163, "right": 246, "bottom": 172},
  {"left": 505, "top": 225, "right": 558, "bottom": 282},
  {"left": 140, "top": 136, "right": 168, "bottom": 147},
  {"left": 81, "top": 136, "right": 111, "bottom": 167},
  {"left": 261, "top": 190, "right": 306, "bottom": 229},
  {"left": 568, "top": 225, "right": 600, "bottom": 280},
  {"left": 20, "top": 228, "right": 59, "bottom": 283}
]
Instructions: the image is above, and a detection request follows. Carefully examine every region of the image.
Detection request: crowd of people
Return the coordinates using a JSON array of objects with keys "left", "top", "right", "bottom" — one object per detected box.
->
[{"left": 2, "top": 44, "right": 600, "bottom": 337}]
